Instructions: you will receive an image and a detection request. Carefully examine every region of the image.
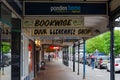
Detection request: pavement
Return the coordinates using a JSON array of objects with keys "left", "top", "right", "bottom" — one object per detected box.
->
[
  {"left": 0, "top": 59, "right": 119, "bottom": 80},
  {"left": 0, "top": 66, "right": 11, "bottom": 80},
  {"left": 34, "top": 59, "right": 91, "bottom": 80}
]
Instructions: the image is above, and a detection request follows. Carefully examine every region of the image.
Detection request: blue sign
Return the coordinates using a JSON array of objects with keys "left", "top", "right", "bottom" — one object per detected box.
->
[{"left": 24, "top": 2, "right": 107, "bottom": 15}]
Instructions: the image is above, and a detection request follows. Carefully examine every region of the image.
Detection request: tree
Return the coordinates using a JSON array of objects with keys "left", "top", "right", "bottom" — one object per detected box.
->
[
  {"left": 86, "top": 35, "right": 105, "bottom": 54},
  {"left": 2, "top": 42, "right": 11, "bottom": 54},
  {"left": 86, "top": 30, "right": 120, "bottom": 56},
  {"left": 114, "top": 30, "right": 120, "bottom": 56},
  {"left": 102, "top": 31, "right": 110, "bottom": 55}
]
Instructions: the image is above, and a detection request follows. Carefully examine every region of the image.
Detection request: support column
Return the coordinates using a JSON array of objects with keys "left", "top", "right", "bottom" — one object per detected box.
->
[
  {"left": 77, "top": 41, "right": 80, "bottom": 75},
  {"left": 11, "top": 18, "right": 21, "bottom": 80},
  {"left": 73, "top": 43, "right": 75, "bottom": 72},
  {"left": 41, "top": 44, "right": 44, "bottom": 61},
  {"left": 83, "top": 39, "right": 86, "bottom": 79},
  {"left": 0, "top": 27, "right": 1, "bottom": 64},
  {"left": 110, "top": 20, "right": 115, "bottom": 80},
  {"left": 66, "top": 46, "right": 69, "bottom": 66}
]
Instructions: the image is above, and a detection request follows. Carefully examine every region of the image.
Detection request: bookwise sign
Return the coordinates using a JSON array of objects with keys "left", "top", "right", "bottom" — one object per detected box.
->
[
  {"left": 34, "top": 19, "right": 72, "bottom": 27},
  {"left": 23, "top": 17, "right": 92, "bottom": 37},
  {"left": 24, "top": 2, "right": 107, "bottom": 15},
  {"left": 23, "top": 17, "right": 84, "bottom": 28}
]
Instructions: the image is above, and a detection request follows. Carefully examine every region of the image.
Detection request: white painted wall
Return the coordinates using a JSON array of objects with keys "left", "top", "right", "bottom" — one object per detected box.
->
[{"left": 21, "top": 34, "right": 29, "bottom": 80}]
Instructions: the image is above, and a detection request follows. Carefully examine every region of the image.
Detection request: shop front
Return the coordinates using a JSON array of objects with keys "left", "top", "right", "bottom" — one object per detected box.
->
[
  {"left": 0, "top": 2, "right": 12, "bottom": 80},
  {"left": 0, "top": 1, "right": 23, "bottom": 80},
  {"left": 21, "top": 37, "right": 35, "bottom": 80}
]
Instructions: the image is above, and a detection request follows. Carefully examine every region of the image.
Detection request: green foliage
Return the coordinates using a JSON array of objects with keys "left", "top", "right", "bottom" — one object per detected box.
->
[
  {"left": 114, "top": 30, "right": 120, "bottom": 55},
  {"left": 2, "top": 42, "right": 11, "bottom": 54},
  {"left": 86, "top": 30, "right": 120, "bottom": 56},
  {"left": 102, "top": 31, "right": 110, "bottom": 55},
  {"left": 86, "top": 35, "right": 106, "bottom": 54}
]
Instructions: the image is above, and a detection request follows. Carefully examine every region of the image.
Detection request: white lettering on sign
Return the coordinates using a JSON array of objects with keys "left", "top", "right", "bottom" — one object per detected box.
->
[
  {"left": 50, "top": 5, "right": 81, "bottom": 13},
  {"left": 50, "top": 6, "right": 67, "bottom": 12}
]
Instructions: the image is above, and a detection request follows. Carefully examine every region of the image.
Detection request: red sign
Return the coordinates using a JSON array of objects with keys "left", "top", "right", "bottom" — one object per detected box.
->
[{"left": 49, "top": 45, "right": 60, "bottom": 50}]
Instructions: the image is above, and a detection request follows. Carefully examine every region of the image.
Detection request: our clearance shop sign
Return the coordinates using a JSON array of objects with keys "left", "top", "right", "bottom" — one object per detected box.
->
[
  {"left": 23, "top": 17, "right": 92, "bottom": 37},
  {"left": 24, "top": 2, "right": 107, "bottom": 15},
  {"left": 32, "top": 28, "right": 92, "bottom": 37}
]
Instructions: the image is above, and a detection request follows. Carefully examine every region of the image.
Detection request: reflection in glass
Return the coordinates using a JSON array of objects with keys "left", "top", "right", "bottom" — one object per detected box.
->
[{"left": 0, "top": 23, "right": 11, "bottom": 80}]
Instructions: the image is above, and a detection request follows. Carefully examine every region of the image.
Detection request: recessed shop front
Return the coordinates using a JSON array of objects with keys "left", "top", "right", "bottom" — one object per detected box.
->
[{"left": 0, "top": 3, "right": 12, "bottom": 80}]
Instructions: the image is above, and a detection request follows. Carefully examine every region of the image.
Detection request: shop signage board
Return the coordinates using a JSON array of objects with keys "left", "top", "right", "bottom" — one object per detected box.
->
[
  {"left": 31, "top": 28, "right": 92, "bottom": 37},
  {"left": 23, "top": 17, "right": 84, "bottom": 28},
  {"left": 23, "top": 16, "right": 92, "bottom": 37},
  {"left": 24, "top": 2, "right": 107, "bottom": 15},
  {"left": 23, "top": 17, "right": 92, "bottom": 38}
]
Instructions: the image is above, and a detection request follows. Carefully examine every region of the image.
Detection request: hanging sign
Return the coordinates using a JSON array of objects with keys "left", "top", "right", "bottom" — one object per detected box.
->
[
  {"left": 24, "top": 2, "right": 107, "bottom": 15},
  {"left": 31, "top": 28, "right": 92, "bottom": 37},
  {"left": 49, "top": 45, "right": 60, "bottom": 50},
  {"left": 23, "top": 17, "right": 84, "bottom": 28}
]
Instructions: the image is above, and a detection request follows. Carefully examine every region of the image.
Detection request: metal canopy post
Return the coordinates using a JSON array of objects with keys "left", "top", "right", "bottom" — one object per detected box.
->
[
  {"left": 83, "top": 39, "right": 86, "bottom": 79},
  {"left": 0, "top": 26, "right": 1, "bottom": 48},
  {"left": 77, "top": 41, "right": 80, "bottom": 75},
  {"left": 110, "top": 20, "right": 115, "bottom": 80},
  {"left": 73, "top": 43, "right": 75, "bottom": 72},
  {"left": 66, "top": 46, "right": 69, "bottom": 66},
  {"left": 0, "top": 26, "right": 1, "bottom": 67}
]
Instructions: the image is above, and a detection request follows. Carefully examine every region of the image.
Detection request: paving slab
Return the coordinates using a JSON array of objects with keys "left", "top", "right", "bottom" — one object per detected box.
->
[{"left": 34, "top": 59, "right": 86, "bottom": 80}]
